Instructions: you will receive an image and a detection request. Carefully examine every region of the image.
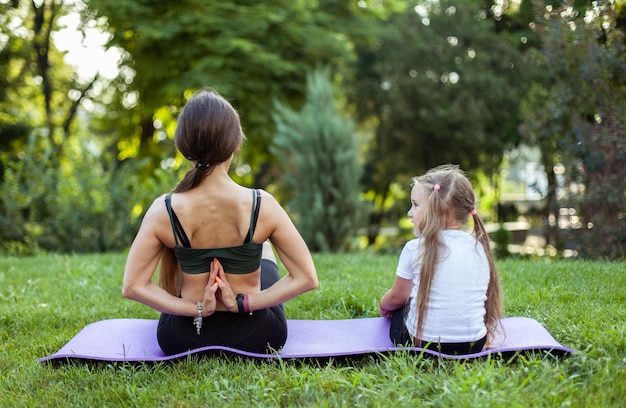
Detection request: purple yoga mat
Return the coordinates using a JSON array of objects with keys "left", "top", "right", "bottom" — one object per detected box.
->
[{"left": 39, "top": 317, "right": 574, "bottom": 363}]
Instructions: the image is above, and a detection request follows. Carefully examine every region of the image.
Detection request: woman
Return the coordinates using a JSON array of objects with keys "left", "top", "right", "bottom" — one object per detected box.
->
[{"left": 122, "top": 89, "right": 318, "bottom": 355}]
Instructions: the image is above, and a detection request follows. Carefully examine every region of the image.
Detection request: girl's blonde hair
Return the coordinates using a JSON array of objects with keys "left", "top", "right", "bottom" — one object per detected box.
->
[{"left": 411, "top": 164, "right": 503, "bottom": 345}]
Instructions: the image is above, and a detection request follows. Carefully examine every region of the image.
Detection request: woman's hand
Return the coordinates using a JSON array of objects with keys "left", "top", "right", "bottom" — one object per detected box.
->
[
  {"left": 200, "top": 259, "right": 222, "bottom": 316},
  {"left": 202, "top": 264, "right": 219, "bottom": 317},
  {"left": 211, "top": 259, "right": 239, "bottom": 313}
]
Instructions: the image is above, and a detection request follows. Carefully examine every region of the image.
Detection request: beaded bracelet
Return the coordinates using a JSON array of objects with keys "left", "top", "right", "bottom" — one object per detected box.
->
[
  {"left": 193, "top": 301, "right": 203, "bottom": 335},
  {"left": 244, "top": 294, "right": 253, "bottom": 314}
]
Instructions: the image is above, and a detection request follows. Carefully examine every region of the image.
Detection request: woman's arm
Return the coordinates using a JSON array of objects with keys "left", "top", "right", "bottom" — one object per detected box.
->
[
  {"left": 122, "top": 196, "right": 218, "bottom": 317},
  {"left": 229, "top": 192, "right": 318, "bottom": 312},
  {"left": 379, "top": 276, "right": 413, "bottom": 318}
]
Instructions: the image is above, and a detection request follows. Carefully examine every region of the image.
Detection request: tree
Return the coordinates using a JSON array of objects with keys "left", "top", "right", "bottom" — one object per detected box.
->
[
  {"left": 272, "top": 67, "right": 363, "bottom": 252},
  {"left": 0, "top": 0, "right": 127, "bottom": 253},
  {"left": 82, "top": 0, "right": 369, "bottom": 184},
  {"left": 520, "top": 0, "right": 626, "bottom": 259},
  {"left": 0, "top": 1, "right": 100, "bottom": 161},
  {"left": 349, "top": 0, "right": 528, "bottom": 244},
  {"left": 0, "top": 0, "right": 401, "bottom": 253},
  {"left": 483, "top": 0, "right": 601, "bottom": 249}
]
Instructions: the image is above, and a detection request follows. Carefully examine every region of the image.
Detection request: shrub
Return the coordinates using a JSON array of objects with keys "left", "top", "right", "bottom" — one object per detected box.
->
[
  {"left": 0, "top": 133, "right": 178, "bottom": 253},
  {"left": 272, "top": 67, "right": 364, "bottom": 252}
]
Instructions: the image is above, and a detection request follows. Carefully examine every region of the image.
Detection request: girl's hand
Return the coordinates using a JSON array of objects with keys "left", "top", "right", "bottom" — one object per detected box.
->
[
  {"left": 211, "top": 259, "right": 238, "bottom": 313},
  {"left": 379, "top": 277, "right": 412, "bottom": 319},
  {"left": 379, "top": 302, "right": 393, "bottom": 319}
]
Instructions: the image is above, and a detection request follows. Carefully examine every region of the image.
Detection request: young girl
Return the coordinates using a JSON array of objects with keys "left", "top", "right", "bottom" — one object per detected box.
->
[{"left": 379, "top": 164, "right": 503, "bottom": 355}]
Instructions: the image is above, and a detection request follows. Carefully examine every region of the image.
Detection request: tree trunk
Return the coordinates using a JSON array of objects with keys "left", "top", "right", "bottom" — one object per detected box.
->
[{"left": 543, "top": 157, "right": 561, "bottom": 249}]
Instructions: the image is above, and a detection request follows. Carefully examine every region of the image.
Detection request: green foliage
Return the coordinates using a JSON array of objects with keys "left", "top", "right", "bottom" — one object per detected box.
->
[
  {"left": 0, "top": 133, "right": 179, "bottom": 254},
  {"left": 82, "top": 0, "right": 363, "bottom": 180},
  {"left": 349, "top": 0, "right": 530, "bottom": 244},
  {"left": 3, "top": 0, "right": 622, "bottom": 261},
  {"left": 353, "top": 0, "right": 528, "bottom": 177},
  {"left": 272, "top": 67, "right": 364, "bottom": 252},
  {"left": 0, "top": 1, "right": 102, "bottom": 152},
  {"left": 0, "top": 1, "right": 143, "bottom": 255},
  {"left": 1, "top": 253, "right": 625, "bottom": 406},
  {"left": 520, "top": 0, "right": 626, "bottom": 260}
]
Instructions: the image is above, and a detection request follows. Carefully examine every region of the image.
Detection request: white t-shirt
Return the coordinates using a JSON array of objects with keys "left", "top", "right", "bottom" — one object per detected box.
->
[{"left": 396, "top": 230, "right": 489, "bottom": 343}]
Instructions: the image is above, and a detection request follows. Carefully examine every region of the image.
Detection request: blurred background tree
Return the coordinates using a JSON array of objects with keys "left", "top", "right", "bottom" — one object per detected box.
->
[
  {"left": 519, "top": 0, "right": 625, "bottom": 258},
  {"left": 80, "top": 0, "right": 392, "bottom": 184},
  {"left": 348, "top": 0, "right": 530, "bottom": 245},
  {"left": 0, "top": 0, "right": 146, "bottom": 254},
  {"left": 272, "top": 67, "right": 363, "bottom": 252}
]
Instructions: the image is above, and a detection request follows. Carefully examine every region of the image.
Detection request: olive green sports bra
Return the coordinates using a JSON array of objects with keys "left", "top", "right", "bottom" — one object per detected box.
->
[{"left": 165, "top": 189, "right": 263, "bottom": 274}]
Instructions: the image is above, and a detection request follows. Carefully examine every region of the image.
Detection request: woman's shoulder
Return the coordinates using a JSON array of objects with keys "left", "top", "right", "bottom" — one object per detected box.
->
[
  {"left": 255, "top": 188, "right": 273, "bottom": 199},
  {"left": 255, "top": 188, "right": 282, "bottom": 209},
  {"left": 136, "top": 194, "right": 174, "bottom": 237},
  {"left": 144, "top": 193, "right": 170, "bottom": 214}
]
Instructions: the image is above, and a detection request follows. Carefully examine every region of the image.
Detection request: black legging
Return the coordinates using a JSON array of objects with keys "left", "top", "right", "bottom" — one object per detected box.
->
[
  {"left": 389, "top": 305, "right": 486, "bottom": 355},
  {"left": 157, "top": 259, "right": 287, "bottom": 355}
]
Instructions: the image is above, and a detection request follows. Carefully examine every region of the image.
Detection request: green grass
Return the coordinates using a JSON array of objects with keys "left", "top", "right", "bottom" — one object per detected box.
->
[{"left": 1, "top": 252, "right": 624, "bottom": 407}]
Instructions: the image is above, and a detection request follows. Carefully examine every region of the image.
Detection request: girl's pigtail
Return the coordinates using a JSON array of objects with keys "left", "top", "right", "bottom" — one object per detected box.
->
[
  {"left": 414, "top": 180, "right": 448, "bottom": 342},
  {"left": 472, "top": 210, "right": 503, "bottom": 345}
]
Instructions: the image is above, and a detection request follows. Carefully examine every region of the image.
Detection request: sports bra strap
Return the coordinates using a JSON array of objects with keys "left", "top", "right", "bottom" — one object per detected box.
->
[
  {"left": 166, "top": 190, "right": 261, "bottom": 248},
  {"left": 165, "top": 194, "right": 191, "bottom": 248},
  {"left": 245, "top": 189, "right": 262, "bottom": 244}
]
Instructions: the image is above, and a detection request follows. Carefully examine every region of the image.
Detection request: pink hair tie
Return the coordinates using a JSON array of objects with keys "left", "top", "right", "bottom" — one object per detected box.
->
[
  {"left": 433, "top": 184, "right": 441, "bottom": 191},
  {"left": 470, "top": 209, "right": 477, "bottom": 216}
]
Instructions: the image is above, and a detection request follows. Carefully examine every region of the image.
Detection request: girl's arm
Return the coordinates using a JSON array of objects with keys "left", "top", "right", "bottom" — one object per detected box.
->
[{"left": 379, "top": 276, "right": 413, "bottom": 318}]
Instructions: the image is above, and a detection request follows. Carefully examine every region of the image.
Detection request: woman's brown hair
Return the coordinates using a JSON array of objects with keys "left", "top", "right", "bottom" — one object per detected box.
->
[
  {"left": 412, "top": 164, "right": 503, "bottom": 345},
  {"left": 159, "top": 89, "right": 245, "bottom": 295}
]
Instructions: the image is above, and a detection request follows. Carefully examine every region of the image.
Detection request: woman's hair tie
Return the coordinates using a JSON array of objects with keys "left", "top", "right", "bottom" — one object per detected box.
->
[
  {"left": 433, "top": 184, "right": 441, "bottom": 191},
  {"left": 470, "top": 209, "right": 477, "bottom": 216},
  {"left": 195, "top": 162, "right": 210, "bottom": 171}
]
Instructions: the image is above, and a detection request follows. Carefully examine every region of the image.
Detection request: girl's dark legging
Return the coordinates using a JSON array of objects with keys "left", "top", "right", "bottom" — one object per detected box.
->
[{"left": 389, "top": 305, "right": 486, "bottom": 355}]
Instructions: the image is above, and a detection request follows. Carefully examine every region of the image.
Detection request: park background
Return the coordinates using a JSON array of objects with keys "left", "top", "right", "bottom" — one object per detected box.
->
[
  {"left": 1, "top": 0, "right": 625, "bottom": 407},
  {"left": 1, "top": 0, "right": 624, "bottom": 260}
]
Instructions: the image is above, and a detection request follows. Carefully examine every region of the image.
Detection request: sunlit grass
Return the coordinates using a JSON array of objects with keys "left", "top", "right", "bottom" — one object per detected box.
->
[{"left": 1, "top": 253, "right": 624, "bottom": 407}]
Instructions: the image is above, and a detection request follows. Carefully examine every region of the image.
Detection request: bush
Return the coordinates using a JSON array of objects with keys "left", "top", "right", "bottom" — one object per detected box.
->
[{"left": 0, "top": 133, "right": 178, "bottom": 253}]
